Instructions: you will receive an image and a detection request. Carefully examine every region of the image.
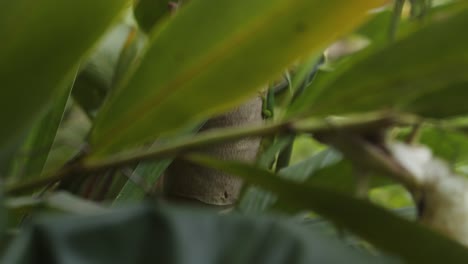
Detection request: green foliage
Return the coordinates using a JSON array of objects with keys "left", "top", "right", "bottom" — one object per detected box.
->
[
  {"left": 3, "top": 204, "right": 394, "bottom": 264},
  {"left": 188, "top": 155, "right": 468, "bottom": 263},
  {"left": 0, "top": 0, "right": 129, "bottom": 156},
  {"left": 134, "top": 0, "right": 172, "bottom": 33},
  {"left": 7, "top": 71, "right": 76, "bottom": 180},
  {"left": 2, "top": 0, "right": 468, "bottom": 262},
  {"left": 290, "top": 2, "right": 468, "bottom": 118},
  {"left": 88, "top": 0, "right": 382, "bottom": 158}
]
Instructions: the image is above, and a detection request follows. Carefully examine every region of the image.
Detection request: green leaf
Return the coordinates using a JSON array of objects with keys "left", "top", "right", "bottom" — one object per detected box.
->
[
  {"left": 5, "top": 192, "right": 106, "bottom": 231},
  {"left": 356, "top": 7, "right": 393, "bottom": 47},
  {"left": 112, "top": 29, "right": 147, "bottom": 89},
  {"left": 42, "top": 104, "right": 92, "bottom": 175},
  {"left": 112, "top": 159, "right": 171, "bottom": 205},
  {"left": 238, "top": 148, "right": 340, "bottom": 214},
  {"left": 237, "top": 136, "right": 292, "bottom": 214},
  {"left": 189, "top": 155, "right": 468, "bottom": 262},
  {"left": 257, "top": 136, "right": 294, "bottom": 170},
  {"left": 240, "top": 148, "right": 392, "bottom": 214},
  {"left": 134, "top": 0, "right": 172, "bottom": 33},
  {"left": 0, "top": 187, "right": 6, "bottom": 242},
  {"left": 282, "top": 148, "right": 343, "bottom": 182},
  {"left": 404, "top": 82, "right": 468, "bottom": 118},
  {"left": 0, "top": 0, "right": 129, "bottom": 151},
  {"left": 8, "top": 69, "right": 77, "bottom": 181},
  {"left": 112, "top": 124, "right": 203, "bottom": 204},
  {"left": 2, "top": 204, "right": 393, "bottom": 263},
  {"left": 73, "top": 21, "right": 138, "bottom": 117},
  {"left": 44, "top": 192, "right": 106, "bottom": 216},
  {"left": 306, "top": 158, "right": 392, "bottom": 194},
  {"left": 290, "top": 4, "right": 468, "bottom": 118},
  {"left": 88, "top": 0, "right": 384, "bottom": 159}
]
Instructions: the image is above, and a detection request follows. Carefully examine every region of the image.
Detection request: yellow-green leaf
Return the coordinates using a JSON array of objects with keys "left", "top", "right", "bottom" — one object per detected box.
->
[
  {"left": 89, "top": 0, "right": 384, "bottom": 159},
  {"left": 289, "top": 3, "right": 468, "bottom": 118}
]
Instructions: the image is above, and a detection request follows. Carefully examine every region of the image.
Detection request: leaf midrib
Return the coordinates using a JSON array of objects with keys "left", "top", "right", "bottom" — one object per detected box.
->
[{"left": 91, "top": 1, "right": 298, "bottom": 155}]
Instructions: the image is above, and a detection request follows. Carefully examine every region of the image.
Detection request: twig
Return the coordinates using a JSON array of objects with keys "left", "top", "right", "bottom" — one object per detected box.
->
[{"left": 5, "top": 113, "right": 416, "bottom": 195}]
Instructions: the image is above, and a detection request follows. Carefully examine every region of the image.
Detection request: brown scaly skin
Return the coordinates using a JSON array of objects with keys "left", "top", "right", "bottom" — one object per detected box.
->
[{"left": 162, "top": 96, "right": 263, "bottom": 206}]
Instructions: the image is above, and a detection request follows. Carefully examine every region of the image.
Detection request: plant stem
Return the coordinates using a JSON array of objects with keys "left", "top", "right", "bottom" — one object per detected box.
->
[{"left": 5, "top": 113, "right": 415, "bottom": 195}]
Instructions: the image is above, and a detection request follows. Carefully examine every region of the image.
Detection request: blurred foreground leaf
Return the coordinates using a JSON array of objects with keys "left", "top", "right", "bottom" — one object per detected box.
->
[
  {"left": 189, "top": 155, "right": 468, "bottom": 262},
  {"left": 2, "top": 204, "right": 392, "bottom": 263}
]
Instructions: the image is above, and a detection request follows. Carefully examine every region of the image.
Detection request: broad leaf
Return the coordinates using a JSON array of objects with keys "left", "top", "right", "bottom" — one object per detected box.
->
[
  {"left": 0, "top": 0, "right": 128, "bottom": 152},
  {"left": 89, "top": 0, "right": 384, "bottom": 159},
  {"left": 290, "top": 4, "right": 468, "bottom": 118},
  {"left": 2, "top": 204, "right": 393, "bottom": 263},
  {"left": 189, "top": 155, "right": 468, "bottom": 262},
  {"left": 406, "top": 82, "right": 468, "bottom": 118}
]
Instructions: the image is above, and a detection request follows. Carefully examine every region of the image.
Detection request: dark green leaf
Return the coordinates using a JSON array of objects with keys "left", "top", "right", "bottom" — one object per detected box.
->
[
  {"left": 2, "top": 204, "right": 394, "bottom": 263},
  {"left": 8, "top": 69, "right": 77, "bottom": 181},
  {"left": 0, "top": 187, "right": 6, "bottom": 242},
  {"left": 189, "top": 155, "right": 468, "bottom": 262},
  {"left": 112, "top": 28, "right": 147, "bottom": 89},
  {"left": 290, "top": 4, "right": 468, "bottom": 118},
  {"left": 404, "top": 82, "right": 468, "bottom": 118},
  {"left": 73, "top": 22, "right": 137, "bottom": 117},
  {"left": 306, "top": 159, "right": 392, "bottom": 194},
  {"left": 134, "top": 0, "right": 172, "bottom": 33},
  {"left": 0, "top": 0, "right": 128, "bottom": 151}
]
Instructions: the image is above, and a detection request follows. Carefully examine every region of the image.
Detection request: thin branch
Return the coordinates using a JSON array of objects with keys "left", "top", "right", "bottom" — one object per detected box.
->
[{"left": 5, "top": 112, "right": 417, "bottom": 195}]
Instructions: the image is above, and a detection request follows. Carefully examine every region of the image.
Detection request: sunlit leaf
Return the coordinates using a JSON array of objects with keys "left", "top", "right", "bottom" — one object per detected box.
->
[{"left": 89, "top": 0, "right": 384, "bottom": 159}]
